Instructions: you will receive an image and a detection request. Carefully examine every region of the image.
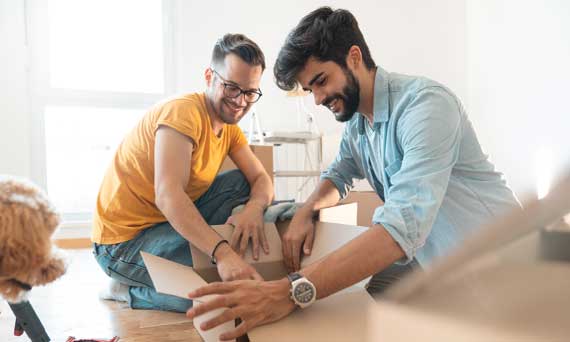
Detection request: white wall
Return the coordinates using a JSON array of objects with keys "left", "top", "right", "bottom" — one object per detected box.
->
[
  {"left": 467, "top": 0, "right": 570, "bottom": 197},
  {"left": 0, "top": 0, "right": 32, "bottom": 179},
  {"left": 173, "top": 0, "right": 467, "bottom": 136},
  {"left": 0, "top": 0, "right": 467, "bottom": 190}
]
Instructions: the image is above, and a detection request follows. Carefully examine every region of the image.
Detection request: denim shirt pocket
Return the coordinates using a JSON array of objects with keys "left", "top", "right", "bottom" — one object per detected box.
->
[{"left": 384, "top": 159, "right": 402, "bottom": 188}]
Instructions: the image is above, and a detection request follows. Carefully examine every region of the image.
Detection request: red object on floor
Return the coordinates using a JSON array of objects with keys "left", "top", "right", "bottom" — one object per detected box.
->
[{"left": 66, "top": 337, "right": 120, "bottom": 342}]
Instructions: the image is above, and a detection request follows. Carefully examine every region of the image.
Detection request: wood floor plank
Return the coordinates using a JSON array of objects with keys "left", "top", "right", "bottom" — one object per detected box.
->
[{"left": 0, "top": 249, "right": 202, "bottom": 342}]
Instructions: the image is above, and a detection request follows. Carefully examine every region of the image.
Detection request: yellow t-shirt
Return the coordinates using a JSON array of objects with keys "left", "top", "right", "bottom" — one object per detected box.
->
[{"left": 92, "top": 92, "right": 248, "bottom": 244}]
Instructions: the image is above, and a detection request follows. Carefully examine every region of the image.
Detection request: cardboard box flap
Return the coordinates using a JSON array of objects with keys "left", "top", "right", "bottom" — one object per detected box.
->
[
  {"left": 141, "top": 251, "right": 209, "bottom": 300},
  {"left": 249, "top": 288, "right": 374, "bottom": 342},
  {"left": 141, "top": 252, "right": 235, "bottom": 342},
  {"left": 318, "top": 202, "right": 358, "bottom": 226},
  {"left": 301, "top": 221, "right": 369, "bottom": 268},
  {"left": 370, "top": 262, "right": 570, "bottom": 341}
]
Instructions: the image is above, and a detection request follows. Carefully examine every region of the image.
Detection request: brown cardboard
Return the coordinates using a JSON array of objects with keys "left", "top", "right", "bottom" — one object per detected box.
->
[
  {"left": 142, "top": 216, "right": 372, "bottom": 342},
  {"left": 367, "top": 172, "right": 570, "bottom": 341},
  {"left": 249, "top": 288, "right": 374, "bottom": 342},
  {"left": 318, "top": 202, "right": 358, "bottom": 225},
  {"left": 341, "top": 191, "right": 383, "bottom": 227},
  {"left": 190, "top": 223, "right": 287, "bottom": 282},
  {"left": 190, "top": 221, "right": 368, "bottom": 282},
  {"left": 370, "top": 263, "right": 570, "bottom": 341},
  {"left": 141, "top": 252, "right": 234, "bottom": 342},
  {"left": 219, "top": 145, "right": 274, "bottom": 183}
]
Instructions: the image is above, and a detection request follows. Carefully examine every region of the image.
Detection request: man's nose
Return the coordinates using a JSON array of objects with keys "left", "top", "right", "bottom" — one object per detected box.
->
[
  {"left": 313, "top": 91, "right": 326, "bottom": 106},
  {"left": 231, "top": 93, "right": 247, "bottom": 107}
]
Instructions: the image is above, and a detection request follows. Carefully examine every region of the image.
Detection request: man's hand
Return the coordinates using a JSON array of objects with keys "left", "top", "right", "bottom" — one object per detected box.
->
[
  {"left": 186, "top": 278, "right": 295, "bottom": 341},
  {"left": 282, "top": 209, "right": 316, "bottom": 272},
  {"left": 215, "top": 243, "right": 263, "bottom": 281},
  {"left": 226, "top": 203, "right": 269, "bottom": 260}
]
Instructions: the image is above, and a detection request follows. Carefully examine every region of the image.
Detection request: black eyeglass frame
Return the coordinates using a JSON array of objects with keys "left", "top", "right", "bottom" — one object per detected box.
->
[{"left": 211, "top": 68, "right": 263, "bottom": 103}]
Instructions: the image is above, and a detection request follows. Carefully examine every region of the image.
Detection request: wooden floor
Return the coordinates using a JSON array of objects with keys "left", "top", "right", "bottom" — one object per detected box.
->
[{"left": 0, "top": 249, "right": 203, "bottom": 342}]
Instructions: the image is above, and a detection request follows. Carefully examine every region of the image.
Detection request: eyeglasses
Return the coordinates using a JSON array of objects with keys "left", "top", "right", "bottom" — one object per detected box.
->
[{"left": 211, "top": 69, "right": 263, "bottom": 103}]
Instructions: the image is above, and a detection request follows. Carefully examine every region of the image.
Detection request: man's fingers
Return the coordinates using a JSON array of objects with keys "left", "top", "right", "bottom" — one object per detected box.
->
[
  {"left": 225, "top": 216, "right": 234, "bottom": 225},
  {"left": 219, "top": 320, "right": 250, "bottom": 341},
  {"left": 230, "top": 227, "right": 241, "bottom": 251},
  {"left": 239, "top": 230, "right": 249, "bottom": 257},
  {"left": 200, "top": 308, "right": 238, "bottom": 331},
  {"left": 303, "top": 226, "right": 315, "bottom": 255},
  {"left": 186, "top": 295, "right": 229, "bottom": 319},
  {"left": 188, "top": 282, "right": 233, "bottom": 300},
  {"left": 250, "top": 269, "right": 263, "bottom": 281},
  {"left": 260, "top": 225, "right": 270, "bottom": 254},
  {"left": 252, "top": 225, "right": 260, "bottom": 260}
]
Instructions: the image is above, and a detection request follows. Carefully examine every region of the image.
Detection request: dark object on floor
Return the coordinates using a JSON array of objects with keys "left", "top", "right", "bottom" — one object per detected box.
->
[
  {"left": 66, "top": 337, "right": 120, "bottom": 342},
  {"left": 9, "top": 300, "right": 50, "bottom": 342}
]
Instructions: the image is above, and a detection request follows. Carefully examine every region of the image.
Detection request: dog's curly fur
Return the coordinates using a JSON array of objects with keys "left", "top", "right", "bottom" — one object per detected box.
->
[{"left": 0, "top": 177, "right": 66, "bottom": 302}]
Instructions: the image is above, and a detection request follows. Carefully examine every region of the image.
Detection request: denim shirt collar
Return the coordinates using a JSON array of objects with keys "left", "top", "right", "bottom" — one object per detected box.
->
[{"left": 357, "top": 66, "right": 390, "bottom": 135}]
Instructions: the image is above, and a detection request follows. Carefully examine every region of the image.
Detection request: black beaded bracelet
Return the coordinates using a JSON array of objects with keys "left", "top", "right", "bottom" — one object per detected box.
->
[{"left": 210, "top": 239, "right": 229, "bottom": 265}]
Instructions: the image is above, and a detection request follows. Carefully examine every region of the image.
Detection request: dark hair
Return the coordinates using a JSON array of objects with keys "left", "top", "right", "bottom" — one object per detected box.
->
[
  {"left": 211, "top": 33, "right": 266, "bottom": 71},
  {"left": 274, "top": 7, "right": 375, "bottom": 91}
]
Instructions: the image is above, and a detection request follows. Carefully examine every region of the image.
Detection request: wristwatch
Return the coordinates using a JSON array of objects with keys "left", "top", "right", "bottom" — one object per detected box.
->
[{"left": 287, "top": 272, "right": 317, "bottom": 308}]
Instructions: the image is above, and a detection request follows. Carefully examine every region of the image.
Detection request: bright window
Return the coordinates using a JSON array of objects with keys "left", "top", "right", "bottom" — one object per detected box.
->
[
  {"left": 29, "top": 0, "right": 174, "bottom": 221},
  {"left": 48, "top": 0, "right": 165, "bottom": 93},
  {"left": 44, "top": 106, "right": 143, "bottom": 214}
]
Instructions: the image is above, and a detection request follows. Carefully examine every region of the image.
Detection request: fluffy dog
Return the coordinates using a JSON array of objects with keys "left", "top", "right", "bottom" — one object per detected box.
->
[{"left": 0, "top": 176, "right": 66, "bottom": 302}]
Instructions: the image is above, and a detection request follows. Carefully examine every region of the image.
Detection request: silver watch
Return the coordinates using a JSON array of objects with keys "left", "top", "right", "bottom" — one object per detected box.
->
[{"left": 287, "top": 272, "right": 316, "bottom": 309}]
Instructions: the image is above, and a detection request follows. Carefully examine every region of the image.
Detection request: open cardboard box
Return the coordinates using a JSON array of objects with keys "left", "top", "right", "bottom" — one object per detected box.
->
[
  {"left": 142, "top": 203, "right": 375, "bottom": 341},
  {"left": 368, "top": 172, "right": 570, "bottom": 341},
  {"left": 341, "top": 191, "right": 383, "bottom": 227}
]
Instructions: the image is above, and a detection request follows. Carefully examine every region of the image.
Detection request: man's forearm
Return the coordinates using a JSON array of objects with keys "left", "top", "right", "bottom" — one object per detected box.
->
[
  {"left": 244, "top": 173, "right": 273, "bottom": 210},
  {"left": 301, "top": 224, "right": 405, "bottom": 299},
  {"left": 156, "top": 187, "right": 225, "bottom": 256},
  {"left": 299, "top": 179, "right": 342, "bottom": 215}
]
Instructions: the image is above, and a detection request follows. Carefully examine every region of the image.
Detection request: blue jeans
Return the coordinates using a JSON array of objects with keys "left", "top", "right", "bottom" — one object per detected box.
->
[
  {"left": 365, "top": 259, "right": 420, "bottom": 297},
  {"left": 93, "top": 169, "right": 250, "bottom": 312}
]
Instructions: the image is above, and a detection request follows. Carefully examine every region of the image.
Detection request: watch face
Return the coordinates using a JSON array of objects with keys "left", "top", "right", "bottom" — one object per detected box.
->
[{"left": 293, "top": 282, "right": 315, "bottom": 304}]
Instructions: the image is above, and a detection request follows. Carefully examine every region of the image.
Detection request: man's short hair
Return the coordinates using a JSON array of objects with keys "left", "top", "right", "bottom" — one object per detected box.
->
[
  {"left": 211, "top": 33, "right": 266, "bottom": 71},
  {"left": 274, "top": 7, "right": 375, "bottom": 91}
]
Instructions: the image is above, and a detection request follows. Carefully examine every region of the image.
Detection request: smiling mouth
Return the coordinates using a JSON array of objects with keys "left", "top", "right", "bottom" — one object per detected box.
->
[
  {"left": 326, "top": 98, "right": 341, "bottom": 113},
  {"left": 225, "top": 101, "right": 245, "bottom": 113}
]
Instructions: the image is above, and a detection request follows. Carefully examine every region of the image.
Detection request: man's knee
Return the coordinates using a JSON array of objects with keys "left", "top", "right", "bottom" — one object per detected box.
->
[{"left": 218, "top": 169, "right": 250, "bottom": 196}]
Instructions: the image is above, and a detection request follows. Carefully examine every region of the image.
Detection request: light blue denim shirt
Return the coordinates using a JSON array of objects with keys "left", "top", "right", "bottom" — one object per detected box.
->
[{"left": 321, "top": 66, "right": 520, "bottom": 267}]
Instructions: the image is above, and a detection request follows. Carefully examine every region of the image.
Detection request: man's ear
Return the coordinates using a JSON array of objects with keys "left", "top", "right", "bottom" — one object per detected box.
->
[
  {"left": 346, "top": 45, "right": 363, "bottom": 69},
  {"left": 205, "top": 68, "right": 213, "bottom": 87}
]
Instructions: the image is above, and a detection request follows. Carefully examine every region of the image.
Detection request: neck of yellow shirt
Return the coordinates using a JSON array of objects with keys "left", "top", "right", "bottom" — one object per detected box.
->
[{"left": 204, "top": 94, "right": 225, "bottom": 137}]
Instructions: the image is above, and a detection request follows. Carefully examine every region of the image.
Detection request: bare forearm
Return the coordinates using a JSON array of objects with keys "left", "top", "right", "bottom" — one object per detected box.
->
[
  {"left": 299, "top": 179, "right": 341, "bottom": 215},
  {"left": 156, "top": 188, "right": 223, "bottom": 256},
  {"left": 244, "top": 173, "right": 273, "bottom": 210},
  {"left": 301, "top": 225, "right": 405, "bottom": 299}
]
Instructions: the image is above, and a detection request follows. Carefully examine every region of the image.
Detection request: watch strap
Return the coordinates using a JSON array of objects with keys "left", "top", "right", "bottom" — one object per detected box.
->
[{"left": 287, "top": 272, "right": 303, "bottom": 283}]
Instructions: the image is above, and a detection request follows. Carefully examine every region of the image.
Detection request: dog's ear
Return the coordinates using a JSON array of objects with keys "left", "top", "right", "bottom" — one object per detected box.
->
[
  {"left": 32, "top": 255, "right": 66, "bottom": 285},
  {"left": 0, "top": 239, "right": 35, "bottom": 277}
]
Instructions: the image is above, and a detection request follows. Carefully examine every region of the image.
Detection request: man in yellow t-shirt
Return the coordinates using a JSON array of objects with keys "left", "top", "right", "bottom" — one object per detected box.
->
[{"left": 92, "top": 33, "right": 273, "bottom": 312}]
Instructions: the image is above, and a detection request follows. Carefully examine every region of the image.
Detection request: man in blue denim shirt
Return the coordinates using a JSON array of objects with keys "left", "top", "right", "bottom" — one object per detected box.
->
[{"left": 185, "top": 7, "right": 520, "bottom": 339}]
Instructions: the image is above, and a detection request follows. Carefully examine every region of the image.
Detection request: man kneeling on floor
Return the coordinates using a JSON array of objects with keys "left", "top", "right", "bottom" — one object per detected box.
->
[{"left": 91, "top": 33, "right": 273, "bottom": 312}]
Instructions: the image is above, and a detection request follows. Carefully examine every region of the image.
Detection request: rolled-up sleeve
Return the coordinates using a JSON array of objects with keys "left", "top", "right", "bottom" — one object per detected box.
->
[
  {"left": 373, "top": 87, "right": 463, "bottom": 264},
  {"left": 320, "top": 126, "right": 364, "bottom": 199}
]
